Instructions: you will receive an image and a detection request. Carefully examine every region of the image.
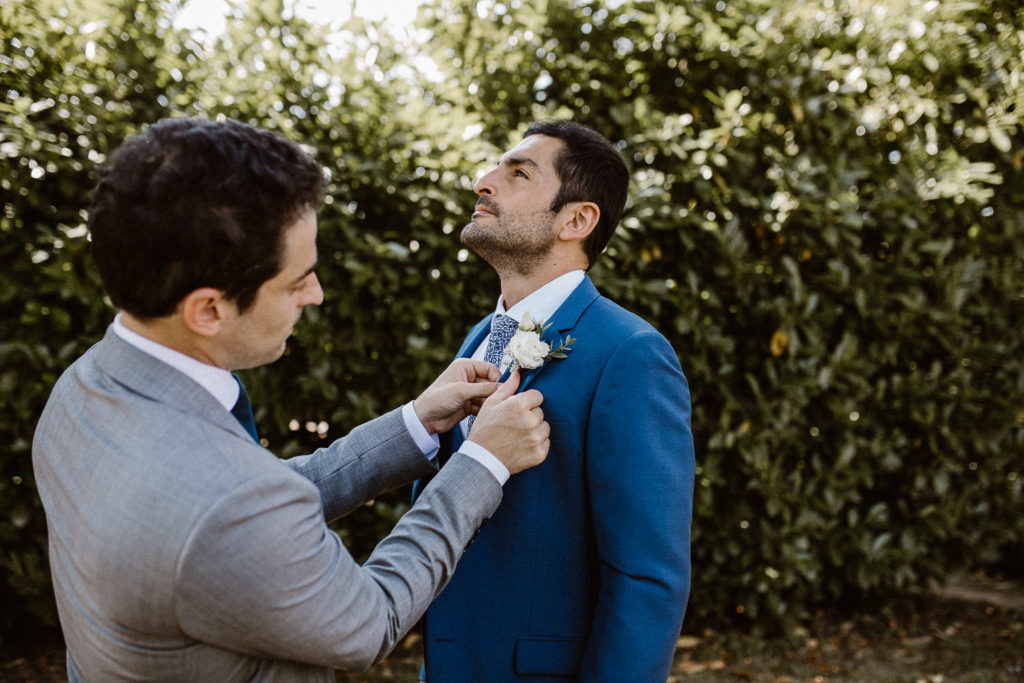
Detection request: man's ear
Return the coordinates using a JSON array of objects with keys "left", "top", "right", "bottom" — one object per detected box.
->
[
  {"left": 179, "top": 287, "right": 232, "bottom": 337},
  {"left": 558, "top": 202, "right": 600, "bottom": 243}
]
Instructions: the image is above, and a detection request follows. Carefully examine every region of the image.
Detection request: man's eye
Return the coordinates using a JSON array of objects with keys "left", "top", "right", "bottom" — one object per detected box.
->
[{"left": 513, "top": 169, "right": 528, "bottom": 178}]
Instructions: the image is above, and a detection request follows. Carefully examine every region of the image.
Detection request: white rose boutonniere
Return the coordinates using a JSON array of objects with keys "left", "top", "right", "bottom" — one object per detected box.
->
[{"left": 504, "top": 312, "right": 575, "bottom": 373}]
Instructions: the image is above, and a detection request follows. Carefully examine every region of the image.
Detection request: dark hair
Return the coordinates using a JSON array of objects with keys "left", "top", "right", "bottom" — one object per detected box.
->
[
  {"left": 88, "top": 118, "right": 324, "bottom": 318},
  {"left": 523, "top": 120, "right": 628, "bottom": 267}
]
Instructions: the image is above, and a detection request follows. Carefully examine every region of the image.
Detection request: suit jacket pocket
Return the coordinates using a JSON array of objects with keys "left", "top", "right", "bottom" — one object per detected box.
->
[{"left": 514, "top": 635, "right": 586, "bottom": 676}]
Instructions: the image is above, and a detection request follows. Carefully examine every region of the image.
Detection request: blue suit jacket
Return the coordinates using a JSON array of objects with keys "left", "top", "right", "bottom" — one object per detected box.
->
[{"left": 419, "top": 276, "right": 695, "bottom": 682}]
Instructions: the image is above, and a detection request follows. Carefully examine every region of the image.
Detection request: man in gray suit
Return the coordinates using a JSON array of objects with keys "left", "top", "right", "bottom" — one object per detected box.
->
[{"left": 32, "top": 118, "right": 550, "bottom": 682}]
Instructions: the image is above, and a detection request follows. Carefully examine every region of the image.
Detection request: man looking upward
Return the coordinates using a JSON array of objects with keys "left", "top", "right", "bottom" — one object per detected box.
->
[{"left": 419, "top": 120, "right": 695, "bottom": 681}]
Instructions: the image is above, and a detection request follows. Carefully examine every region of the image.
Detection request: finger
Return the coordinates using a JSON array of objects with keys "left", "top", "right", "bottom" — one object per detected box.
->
[
  {"left": 485, "top": 370, "right": 521, "bottom": 404},
  {"left": 459, "top": 359, "right": 502, "bottom": 383},
  {"left": 456, "top": 380, "right": 500, "bottom": 402},
  {"left": 514, "top": 387, "right": 544, "bottom": 409}
]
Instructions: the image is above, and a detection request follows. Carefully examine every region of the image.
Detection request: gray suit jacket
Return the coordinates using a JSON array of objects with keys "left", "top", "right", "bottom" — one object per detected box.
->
[{"left": 32, "top": 327, "right": 502, "bottom": 682}]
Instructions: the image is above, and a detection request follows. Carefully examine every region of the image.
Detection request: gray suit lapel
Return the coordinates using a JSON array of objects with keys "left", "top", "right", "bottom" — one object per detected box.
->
[{"left": 93, "top": 326, "right": 253, "bottom": 443}]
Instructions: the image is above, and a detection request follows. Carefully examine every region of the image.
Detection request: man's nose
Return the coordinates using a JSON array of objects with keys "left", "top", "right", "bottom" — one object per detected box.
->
[
  {"left": 473, "top": 169, "right": 497, "bottom": 196},
  {"left": 304, "top": 275, "right": 324, "bottom": 307}
]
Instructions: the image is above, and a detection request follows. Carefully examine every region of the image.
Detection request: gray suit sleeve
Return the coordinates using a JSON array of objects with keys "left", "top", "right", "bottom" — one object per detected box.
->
[
  {"left": 283, "top": 407, "right": 434, "bottom": 522},
  {"left": 173, "top": 453, "right": 499, "bottom": 671}
]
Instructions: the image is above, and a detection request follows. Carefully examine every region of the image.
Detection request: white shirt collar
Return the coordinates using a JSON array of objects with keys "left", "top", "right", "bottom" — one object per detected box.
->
[
  {"left": 112, "top": 313, "right": 240, "bottom": 410},
  {"left": 494, "top": 270, "right": 585, "bottom": 325},
  {"left": 471, "top": 270, "right": 585, "bottom": 367}
]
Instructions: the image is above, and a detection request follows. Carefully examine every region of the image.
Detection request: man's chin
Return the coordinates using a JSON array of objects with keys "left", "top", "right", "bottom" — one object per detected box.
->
[
  {"left": 460, "top": 224, "right": 493, "bottom": 252},
  {"left": 240, "top": 343, "right": 288, "bottom": 370}
]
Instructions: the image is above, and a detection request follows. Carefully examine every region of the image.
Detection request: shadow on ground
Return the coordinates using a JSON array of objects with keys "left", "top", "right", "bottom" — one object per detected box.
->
[{"left": 3, "top": 573, "right": 1020, "bottom": 682}]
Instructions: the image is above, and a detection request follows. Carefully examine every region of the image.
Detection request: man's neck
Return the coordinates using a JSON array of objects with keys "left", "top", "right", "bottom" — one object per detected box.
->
[
  {"left": 498, "top": 258, "right": 587, "bottom": 309},
  {"left": 120, "top": 312, "right": 221, "bottom": 367},
  {"left": 499, "top": 274, "right": 540, "bottom": 310}
]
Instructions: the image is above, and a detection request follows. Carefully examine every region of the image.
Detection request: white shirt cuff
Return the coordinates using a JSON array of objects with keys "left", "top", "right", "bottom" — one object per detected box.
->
[
  {"left": 402, "top": 401, "right": 440, "bottom": 461},
  {"left": 457, "top": 440, "right": 510, "bottom": 486}
]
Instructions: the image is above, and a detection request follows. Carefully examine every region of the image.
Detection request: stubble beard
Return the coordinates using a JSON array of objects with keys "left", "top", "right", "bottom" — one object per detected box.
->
[
  {"left": 226, "top": 313, "right": 301, "bottom": 371},
  {"left": 461, "top": 209, "right": 558, "bottom": 278}
]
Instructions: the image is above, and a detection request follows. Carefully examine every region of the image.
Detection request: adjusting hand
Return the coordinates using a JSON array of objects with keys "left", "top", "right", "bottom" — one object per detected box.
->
[
  {"left": 465, "top": 371, "right": 549, "bottom": 475},
  {"left": 414, "top": 359, "right": 502, "bottom": 435}
]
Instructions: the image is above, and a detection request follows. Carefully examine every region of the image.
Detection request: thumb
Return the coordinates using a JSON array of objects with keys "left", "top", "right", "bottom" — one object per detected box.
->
[{"left": 486, "top": 370, "right": 521, "bottom": 404}]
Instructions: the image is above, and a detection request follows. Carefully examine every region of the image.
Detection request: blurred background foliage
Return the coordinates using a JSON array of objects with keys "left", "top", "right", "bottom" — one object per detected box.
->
[{"left": 1, "top": 0, "right": 1021, "bottom": 643}]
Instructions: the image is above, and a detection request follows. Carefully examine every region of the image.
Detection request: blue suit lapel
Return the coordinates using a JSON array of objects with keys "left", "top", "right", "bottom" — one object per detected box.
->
[
  {"left": 457, "top": 315, "right": 492, "bottom": 360},
  {"left": 415, "top": 278, "right": 600, "bottom": 499},
  {"left": 510, "top": 276, "right": 601, "bottom": 394}
]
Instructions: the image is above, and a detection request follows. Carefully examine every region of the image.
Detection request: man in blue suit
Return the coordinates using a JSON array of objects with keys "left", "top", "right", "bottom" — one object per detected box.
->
[{"left": 419, "top": 120, "right": 695, "bottom": 681}]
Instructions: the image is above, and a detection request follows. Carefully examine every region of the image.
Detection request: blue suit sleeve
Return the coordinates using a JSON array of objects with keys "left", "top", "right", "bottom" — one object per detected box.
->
[{"left": 581, "top": 329, "right": 695, "bottom": 681}]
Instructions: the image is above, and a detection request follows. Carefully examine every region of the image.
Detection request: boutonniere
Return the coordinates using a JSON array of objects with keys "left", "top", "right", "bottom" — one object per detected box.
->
[{"left": 504, "top": 311, "right": 576, "bottom": 373}]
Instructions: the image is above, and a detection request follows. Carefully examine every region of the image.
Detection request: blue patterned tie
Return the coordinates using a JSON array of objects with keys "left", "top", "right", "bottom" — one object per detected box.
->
[
  {"left": 482, "top": 314, "right": 520, "bottom": 369},
  {"left": 230, "top": 374, "right": 260, "bottom": 443},
  {"left": 467, "top": 313, "right": 519, "bottom": 434}
]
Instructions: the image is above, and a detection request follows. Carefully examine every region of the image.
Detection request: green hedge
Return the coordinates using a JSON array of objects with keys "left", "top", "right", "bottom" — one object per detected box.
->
[
  {"left": 422, "top": 0, "right": 1024, "bottom": 628},
  {"left": 1, "top": 0, "right": 1021, "bottom": 640}
]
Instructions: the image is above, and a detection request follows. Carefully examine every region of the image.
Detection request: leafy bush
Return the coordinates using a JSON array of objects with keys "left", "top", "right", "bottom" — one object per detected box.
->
[
  {"left": 1, "top": 0, "right": 181, "bottom": 634},
  {"left": 420, "top": 0, "right": 1024, "bottom": 630},
  {"left": 1, "top": 0, "right": 1021, "bottom": 641}
]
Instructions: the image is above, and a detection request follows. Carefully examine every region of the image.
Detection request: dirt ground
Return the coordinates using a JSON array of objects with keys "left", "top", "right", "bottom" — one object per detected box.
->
[{"left": 3, "top": 574, "right": 1020, "bottom": 682}]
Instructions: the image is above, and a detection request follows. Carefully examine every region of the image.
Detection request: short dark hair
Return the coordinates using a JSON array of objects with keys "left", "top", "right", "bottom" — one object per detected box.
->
[
  {"left": 88, "top": 118, "right": 324, "bottom": 318},
  {"left": 523, "top": 120, "right": 628, "bottom": 267}
]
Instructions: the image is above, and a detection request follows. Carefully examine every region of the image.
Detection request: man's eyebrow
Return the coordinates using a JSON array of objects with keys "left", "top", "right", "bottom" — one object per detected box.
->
[
  {"left": 293, "top": 261, "right": 317, "bottom": 284},
  {"left": 501, "top": 155, "right": 540, "bottom": 170}
]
